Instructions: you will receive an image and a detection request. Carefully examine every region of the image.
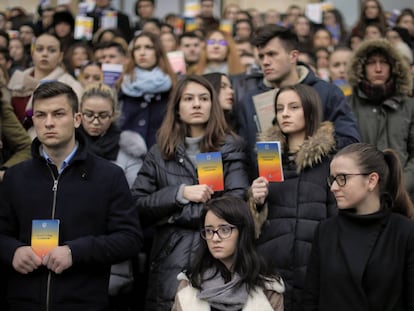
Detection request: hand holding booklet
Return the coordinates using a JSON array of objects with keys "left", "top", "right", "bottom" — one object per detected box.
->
[
  {"left": 31, "top": 219, "right": 60, "bottom": 257},
  {"left": 256, "top": 141, "right": 284, "bottom": 182},
  {"left": 196, "top": 152, "right": 224, "bottom": 191}
]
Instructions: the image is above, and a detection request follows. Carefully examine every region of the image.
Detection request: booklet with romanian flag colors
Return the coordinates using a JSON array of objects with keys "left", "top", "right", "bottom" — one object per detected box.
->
[
  {"left": 31, "top": 219, "right": 59, "bottom": 257},
  {"left": 196, "top": 152, "right": 224, "bottom": 191},
  {"left": 257, "top": 141, "right": 284, "bottom": 182}
]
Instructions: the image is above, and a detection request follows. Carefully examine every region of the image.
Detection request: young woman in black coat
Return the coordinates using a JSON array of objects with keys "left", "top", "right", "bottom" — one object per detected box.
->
[
  {"left": 250, "top": 84, "right": 337, "bottom": 311},
  {"left": 302, "top": 143, "right": 414, "bottom": 310},
  {"left": 131, "top": 75, "right": 249, "bottom": 311}
]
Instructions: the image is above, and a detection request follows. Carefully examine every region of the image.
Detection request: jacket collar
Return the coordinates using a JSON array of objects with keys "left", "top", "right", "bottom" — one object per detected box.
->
[
  {"left": 356, "top": 88, "right": 403, "bottom": 111},
  {"left": 31, "top": 130, "right": 89, "bottom": 165},
  {"left": 258, "top": 121, "right": 336, "bottom": 172},
  {"left": 262, "top": 63, "right": 310, "bottom": 89}
]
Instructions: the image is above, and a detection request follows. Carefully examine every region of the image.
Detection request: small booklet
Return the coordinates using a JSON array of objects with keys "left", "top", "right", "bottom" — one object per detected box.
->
[
  {"left": 31, "top": 219, "right": 60, "bottom": 257},
  {"left": 7, "top": 30, "right": 19, "bottom": 39},
  {"left": 74, "top": 16, "right": 94, "bottom": 41},
  {"left": 101, "top": 10, "right": 118, "bottom": 29},
  {"left": 196, "top": 152, "right": 224, "bottom": 191},
  {"left": 184, "top": 0, "right": 201, "bottom": 18},
  {"left": 173, "top": 17, "right": 185, "bottom": 35},
  {"left": 185, "top": 17, "right": 198, "bottom": 32},
  {"left": 252, "top": 89, "right": 277, "bottom": 133},
  {"left": 167, "top": 51, "right": 186, "bottom": 75},
  {"left": 256, "top": 141, "right": 284, "bottom": 182},
  {"left": 219, "top": 19, "right": 233, "bottom": 35},
  {"left": 102, "top": 63, "right": 123, "bottom": 87}
]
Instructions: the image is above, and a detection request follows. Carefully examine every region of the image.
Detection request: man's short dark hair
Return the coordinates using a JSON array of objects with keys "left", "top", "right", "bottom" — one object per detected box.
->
[
  {"left": 102, "top": 41, "right": 127, "bottom": 57},
  {"left": 0, "top": 29, "right": 10, "bottom": 47},
  {"left": 137, "top": 0, "right": 155, "bottom": 4},
  {"left": 251, "top": 24, "right": 299, "bottom": 51},
  {"left": 235, "top": 18, "right": 254, "bottom": 32},
  {"left": 178, "top": 31, "right": 202, "bottom": 45},
  {"left": 33, "top": 81, "right": 79, "bottom": 114},
  {"left": 0, "top": 46, "right": 12, "bottom": 62}
]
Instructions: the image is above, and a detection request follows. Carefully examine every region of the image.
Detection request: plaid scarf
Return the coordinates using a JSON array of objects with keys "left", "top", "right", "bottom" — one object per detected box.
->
[{"left": 358, "top": 78, "right": 395, "bottom": 102}]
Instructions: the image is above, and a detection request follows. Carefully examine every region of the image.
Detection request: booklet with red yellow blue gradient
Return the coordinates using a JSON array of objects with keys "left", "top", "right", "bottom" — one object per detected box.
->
[
  {"left": 257, "top": 141, "right": 284, "bottom": 182},
  {"left": 31, "top": 219, "right": 59, "bottom": 257},
  {"left": 196, "top": 152, "right": 224, "bottom": 191}
]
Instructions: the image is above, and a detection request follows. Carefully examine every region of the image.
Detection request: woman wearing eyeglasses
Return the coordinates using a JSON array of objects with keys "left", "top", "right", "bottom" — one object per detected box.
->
[
  {"left": 172, "top": 196, "right": 285, "bottom": 311},
  {"left": 79, "top": 83, "right": 147, "bottom": 188},
  {"left": 119, "top": 31, "right": 176, "bottom": 150},
  {"left": 187, "top": 29, "right": 245, "bottom": 75},
  {"left": 132, "top": 75, "right": 249, "bottom": 311},
  {"left": 250, "top": 84, "right": 337, "bottom": 311},
  {"left": 302, "top": 143, "right": 414, "bottom": 310}
]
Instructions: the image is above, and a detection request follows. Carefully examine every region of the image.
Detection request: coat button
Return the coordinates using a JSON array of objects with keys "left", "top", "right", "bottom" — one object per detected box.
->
[
  {"left": 140, "top": 102, "right": 148, "bottom": 108},
  {"left": 138, "top": 119, "right": 146, "bottom": 126}
]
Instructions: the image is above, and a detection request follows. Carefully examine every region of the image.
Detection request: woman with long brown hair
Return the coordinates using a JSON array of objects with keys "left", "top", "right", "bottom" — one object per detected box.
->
[
  {"left": 119, "top": 31, "right": 176, "bottom": 149},
  {"left": 132, "top": 75, "right": 249, "bottom": 311},
  {"left": 188, "top": 29, "right": 245, "bottom": 75}
]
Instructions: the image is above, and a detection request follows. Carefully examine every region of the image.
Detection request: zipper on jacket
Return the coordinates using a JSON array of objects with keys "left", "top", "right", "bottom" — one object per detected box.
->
[{"left": 46, "top": 169, "right": 60, "bottom": 311}]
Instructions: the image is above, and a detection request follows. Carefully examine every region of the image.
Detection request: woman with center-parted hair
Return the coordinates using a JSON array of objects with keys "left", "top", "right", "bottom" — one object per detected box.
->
[
  {"left": 131, "top": 75, "right": 249, "bottom": 311},
  {"left": 7, "top": 33, "right": 83, "bottom": 132},
  {"left": 203, "top": 72, "right": 238, "bottom": 131},
  {"left": 172, "top": 196, "right": 284, "bottom": 311},
  {"left": 250, "top": 84, "right": 337, "bottom": 311},
  {"left": 187, "top": 29, "right": 245, "bottom": 75},
  {"left": 118, "top": 31, "right": 176, "bottom": 150}
]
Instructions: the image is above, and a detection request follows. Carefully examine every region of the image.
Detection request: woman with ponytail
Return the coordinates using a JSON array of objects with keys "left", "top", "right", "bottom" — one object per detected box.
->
[{"left": 302, "top": 143, "right": 414, "bottom": 310}]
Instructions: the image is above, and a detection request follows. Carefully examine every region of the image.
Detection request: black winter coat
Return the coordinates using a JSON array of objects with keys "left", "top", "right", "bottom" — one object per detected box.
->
[
  {"left": 254, "top": 122, "right": 337, "bottom": 311},
  {"left": 302, "top": 208, "right": 414, "bottom": 311},
  {"left": 132, "top": 134, "right": 249, "bottom": 311},
  {"left": 0, "top": 134, "right": 142, "bottom": 311},
  {"left": 119, "top": 91, "right": 170, "bottom": 150}
]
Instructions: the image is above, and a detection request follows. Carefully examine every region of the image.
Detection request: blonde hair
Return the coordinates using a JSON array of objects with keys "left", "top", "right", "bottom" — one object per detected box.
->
[{"left": 80, "top": 83, "right": 120, "bottom": 120}]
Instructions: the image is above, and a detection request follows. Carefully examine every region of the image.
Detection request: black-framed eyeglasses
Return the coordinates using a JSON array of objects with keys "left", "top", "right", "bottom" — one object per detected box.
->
[
  {"left": 200, "top": 225, "right": 237, "bottom": 240},
  {"left": 327, "top": 173, "right": 370, "bottom": 187},
  {"left": 82, "top": 111, "right": 112, "bottom": 123}
]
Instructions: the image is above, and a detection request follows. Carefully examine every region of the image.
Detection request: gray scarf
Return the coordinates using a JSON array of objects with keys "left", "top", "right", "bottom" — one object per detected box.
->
[{"left": 196, "top": 268, "right": 249, "bottom": 311}]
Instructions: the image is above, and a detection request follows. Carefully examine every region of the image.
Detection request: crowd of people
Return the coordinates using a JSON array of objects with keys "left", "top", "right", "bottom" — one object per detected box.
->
[{"left": 0, "top": 0, "right": 413, "bottom": 310}]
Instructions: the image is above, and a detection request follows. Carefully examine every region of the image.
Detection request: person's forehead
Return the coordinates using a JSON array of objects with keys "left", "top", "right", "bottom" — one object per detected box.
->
[
  {"left": 35, "top": 35, "right": 59, "bottom": 46},
  {"left": 34, "top": 95, "right": 71, "bottom": 109},
  {"left": 104, "top": 47, "right": 121, "bottom": 55},
  {"left": 181, "top": 37, "right": 200, "bottom": 44},
  {"left": 20, "top": 25, "right": 32, "bottom": 31}
]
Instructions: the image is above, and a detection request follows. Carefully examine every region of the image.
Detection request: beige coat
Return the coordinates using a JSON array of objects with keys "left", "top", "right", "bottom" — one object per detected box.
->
[{"left": 172, "top": 272, "right": 284, "bottom": 311}]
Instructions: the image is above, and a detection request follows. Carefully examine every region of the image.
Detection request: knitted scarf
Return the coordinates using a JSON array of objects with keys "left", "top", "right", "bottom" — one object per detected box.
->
[
  {"left": 78, "top": 124, "right": 120, "bottom": 161},
  {"left": 358, "top": 78, "right": 395, "bottom": 101},
  {"left": 196, "top": 268, "right": 248, "bottom": 311},
  {"left": 121, "top": 66, "right": 172, "bottom": 97}
]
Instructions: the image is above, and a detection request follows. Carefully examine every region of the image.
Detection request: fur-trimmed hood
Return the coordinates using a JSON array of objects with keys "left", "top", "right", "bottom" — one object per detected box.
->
[
  {"left": 258, "top": 121, "right": 336, "bottom": 173},
  {"left": 347, "top": 38, "right": 413, "bottom": 96}
]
